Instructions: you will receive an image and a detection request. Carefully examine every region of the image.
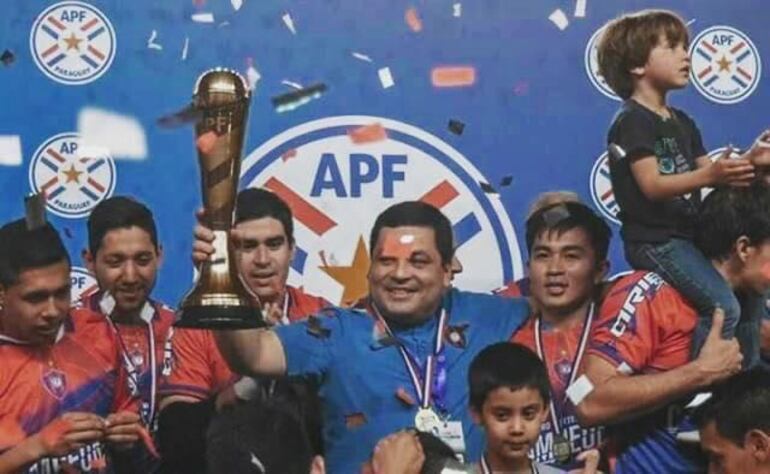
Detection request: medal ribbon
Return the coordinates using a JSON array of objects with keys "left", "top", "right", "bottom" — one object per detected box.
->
[
  {"left": 533, "top": 302, "right": 594, "bottom": 437},
  {"left": 481, "top": 455, "right": 539, "bottom": 474},
  {"left": 100, "top": 293, "right": 158, "bottom": 428},
  {"left": 372, "top": 304, "right": 448, "bottom": 410}
]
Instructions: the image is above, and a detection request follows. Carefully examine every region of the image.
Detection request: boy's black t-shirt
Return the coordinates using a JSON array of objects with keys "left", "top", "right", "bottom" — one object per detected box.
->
[{"left": 607, "top": 99, "right": 707, "bottom": 244}]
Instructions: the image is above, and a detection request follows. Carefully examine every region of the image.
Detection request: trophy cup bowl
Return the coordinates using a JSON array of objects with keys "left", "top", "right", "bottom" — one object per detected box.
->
[{"left": 175, "top": 68, "right": 264, "bottom": 329}]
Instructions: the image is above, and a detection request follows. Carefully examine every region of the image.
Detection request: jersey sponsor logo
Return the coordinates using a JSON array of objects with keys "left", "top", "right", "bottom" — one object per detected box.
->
[
  {"left": 70, "top": 266, "right": 98, "bottom": 304},
  {"left": 28, "top": 442, "right": 106, "bottom": 473},
  {"left": 29, "top": 133, "right": 116, "bottom": 219},
  {"left": 589, "top": 152, "right": 620, "bottom": 225},
  {"left": 584, "top": 26, "right": 620, "bottom": 101},
  {"left": 30, "top": 1, "right": 116, "bottom": 85},
  {"left": 689, "top": 26, "right": 761, "bottom": 104},
  {"left": 240, "top": 116, "right": 523, "bottom": 305},
  {"left": 610, "top": 273, "right": 664, "bottom": 338}
]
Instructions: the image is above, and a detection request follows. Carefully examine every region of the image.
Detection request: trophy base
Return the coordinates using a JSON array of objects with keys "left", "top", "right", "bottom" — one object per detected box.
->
[{"left": 174, "top": 305, "right": 266, "bottom": 329}]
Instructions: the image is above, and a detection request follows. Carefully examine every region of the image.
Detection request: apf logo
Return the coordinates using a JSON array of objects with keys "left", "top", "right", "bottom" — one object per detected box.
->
[
  {"left": 689, "top": 26, "right": 761, "bottom": 104},
  {"left": 30, "top": 1, "right": 116, "bottom": 85},
  {"left": 29, "top": 133, "right": 116, "bottom": 219},
  {"left": 584, "top": 26, "right": 620, "bottom": 101},
  {"left": 589, "top": 152, "right": 620, "bottom": 225},
  {"left": 240, "top": 116, "right": 524, "bottom": 305},
  {"left": 70, "top": 266, "right": 98, "bottom": 304}
]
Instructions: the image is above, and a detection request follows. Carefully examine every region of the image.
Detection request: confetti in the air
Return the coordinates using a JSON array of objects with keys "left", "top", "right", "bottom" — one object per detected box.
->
[
  {"left": 192, "top": 12, "right": 215, "bottom": 23},
  {"left": 272, "top": 83, "right": 327, "bottom": 113},
  {"left": 1, "top": 49, "right": 15, "bottom": 66},
  {"left": 352, "top": 52, "right": 373, "bottom": 63},
  {"left": 405, "top": 7, "right": 423, "bottom": 32},
  {"left": 500, "top": 176, "right": 513, "bottom": 187},
  {"left": 231, "top": 0, "right": 243, "bottom": 11},
  {"left": 181, "top": 37, "right": 189, "bottom": 60},
  {"left": 349, "top": 123, "right": 388, "bottom": 144},
  {"left": 147, "top": 30, "right": 162, "bottom": 50},
  {"left": 0, "top": 135, "right": 22, "bottom": 166},
  {"left": 686, "top": 18, "right": 696, "bottom": 26},
  {"left": 282, "top": 80, "right": 303, "bottom": 90},
  {"left": 282, "top": 12, "right": 297, "bottom": 35},
  {"left": 574, "top": 0, "right": 587, "bottom": 18},
  {"left": 281, "top": 149, "right": 297, "bottom": 162},
  {"left": 453, "top": 3, "right": 462, "bottom": 18},
  {"left": 549, "top": 9, "right": 569, "bottom": 30},
  {"left": 431, "top": 66, "right": 476, "bottom": 88},
  {"left": 378, "top": 67, "right": 395, "bottom": 89},
  {"left": 246, "top": 60, "right": 261, "bottom": 89},
  {"left": 479, "top": 181, "right": 497, "bottom": 194},
  {"left": 448, "top": 119, "right": 465, "bottom": 135},
  {"left": 78, "top": 107, "right": 148, "bottom": 161}
]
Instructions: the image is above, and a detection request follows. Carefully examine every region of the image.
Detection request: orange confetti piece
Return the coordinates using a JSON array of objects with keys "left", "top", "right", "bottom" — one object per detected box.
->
[
  {"left": 395, "top": 387, "right": 416, "bottom": 406},
  {"left": 139, "top": 426, "right": 160, "bottom": 458},
  {"left": 381, "top": 233, "right": 414, "bottom": 259},
  {"left": 195, "top": 131, "right": 218, "bottom": 154},
  {"left": 431, "top": 66, "right": 477, "bottom": 88},
  {"left": 348, "top": 123, "right": 388, "bottom": 144},
  {"left": 405, "top": 7, "right": 423, "bottom": 32},
  {"left": 281, "top": 148, "right": 298, "bottom": 162}
]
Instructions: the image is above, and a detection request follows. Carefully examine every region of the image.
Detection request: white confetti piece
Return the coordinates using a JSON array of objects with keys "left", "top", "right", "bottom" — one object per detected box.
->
[
  {"left": 78, "top": 107, "right": 147, "bottom": 161},
  {"left": 192, "top": 12, "right": 215, "bottom": 23},
  {"left": 0, "top": 135, "right": 22, "bottom": 166},
  {"left": 685, "top": 392, "right": 712, "bottom": 409},
  {"left": 282, "top": 12, "right": 296, "bottom": 35},
  {"left": 453, "top": 3, "right": 462, "bottom": 18},
  {"left": 352, "top": 52, "right": 373, "bottom": 63},
  {"left": 574, "top": 0, "right": 586, "bottom": 18},
  {"left": 147, "top": 30, "right": 162, "bottom": 50},
  {"left": 281, "top": 80, "right": 303, "bottom": 90},
  {"left": 566, "top": 374, "right": 594, "bottom": 405},
  {"left": 231, "top": 0, "right": 243, "bottom": 11},
  {"left": 378, "top": 67, "right": 394, "bottom": 89},
  {"left": 549, "top": 9, "right": 569, "bottom": 30},
  {"left": 246, "top": 65, "right": 261, "bottom": 90},
  {"left": 686, "top": 18, "right": 696, "bottom": 26},
  {"left": 181, "top": 36, "right": 189, "bottom": 60}
]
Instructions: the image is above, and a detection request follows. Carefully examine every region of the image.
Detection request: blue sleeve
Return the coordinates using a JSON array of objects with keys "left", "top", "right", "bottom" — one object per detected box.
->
[
  {"left": 496, "top": 296, "right": 530, "bottom": 337},
  {"left": 273, "top": 312, "right": 342, "bottom": 380}
]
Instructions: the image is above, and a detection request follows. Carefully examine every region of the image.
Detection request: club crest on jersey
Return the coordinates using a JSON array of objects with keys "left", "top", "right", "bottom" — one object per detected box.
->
[
  {"left": 444, "top": 324, "right": 468, "bottom": 349},
  {"left": 30, "top": 1, "right": 117, "bottom": 85},
  {"left": 70, "top": 266, "right": 99, "bottom": 305},
  {"left": 689, "top": 26, "right": 761, "bottom": 104},
  {"left": 584, "top": 26, "right": 620, "bottom": 101},
  {"left": 29, "top": 133, "right": 116, "bottom": 219},
  {"left": 589, "top": 152, "right": 620, "bottom": 225},
  {"left": 42, "top": 368, "right": 67, "bottom": 400},
  {"left": 240, "top": 116, "right": 523, "bottom": 305}
]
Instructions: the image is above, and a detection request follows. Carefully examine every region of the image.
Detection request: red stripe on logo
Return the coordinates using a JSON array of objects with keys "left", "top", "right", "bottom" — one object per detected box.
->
[
  {"left": 80, "top": 18, "right": 99, "bottom": 32},
  {"left": 46, "top": 148, "right": 67, "bottom": 163},
  {"left": 41, "top": 44, "right": 59, "bottom": 58},
  {"left": 697, "top": 66, "right": 713, "bottom": 79},
  {"left": 47, "top": 16, "right": 66, "bottom": 31},
  {"left": 730, "top": 42, "right": 745, "bottom": 54},
  {"left": 737, "top": 66, "right": 752, "bottom": 81},
  {"left": 264, "top": 177, "right": 337, "bottom": 236},
  {"left": 419, "top": 180, "right": 459, "bottom": 209},
  {"left": 88, "top": 45, "right": 105, "bottom": 60},
  {"left": 701, "top": 41, "right": 718, "bottom": 54},
  {"left": 41, "top": 176, "right": 59, "bottom": 191},
  {"left": 87, "top": 177, "right": 105, "bottom": 193}
]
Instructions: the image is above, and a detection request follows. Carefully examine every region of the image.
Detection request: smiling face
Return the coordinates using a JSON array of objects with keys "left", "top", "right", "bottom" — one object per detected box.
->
[
  {"left": 0, "top": 260, "right": 71, "bottom": 345},
  {"left": 235, "top": 216, "right": 294, "bottom": 305},
  {"left": 368, "top": 226, "right": 451, "bottom": 325}
]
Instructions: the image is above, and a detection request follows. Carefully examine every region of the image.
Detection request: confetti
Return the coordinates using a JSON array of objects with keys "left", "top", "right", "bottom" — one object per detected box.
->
[
  {"left": 348, "top": 123, "right": 388, "bottom": 144},
  {"left": 500, "top": 176, "right": 513, "bottom": 187},
  {"left": 246, "top": 65, "right": 260, "bottom": 90},
  {"left": 574, "top": 0, "right": 587, "bottom": 18},
  {"left": 378, "top": 67, "right": 394, "bottom": 89},
  {"left": 686, "top": 18, "right": 696, "bottom": 27},
  {"left": 139, "top": 426, "right": 160, "bottom": 458},
  {"left": 78, "top": 107, "right": 148, "bottom": 161},
  {"left": 549, "top": 9, "right": 569, "bottom": 30},
  {"left": 352, "top": 52, "right": 373, "bottom": 63},
  {"left": 231, "top": 0, "right": 243, "bottom": 11},
  {"left": 156, "top": 104, "right": 202, "bottom": 128},
  {"left": 196, "top": 131, "right": 219, "bottom": 154},
  {"left": 566, "top": 375, "right": 594, "bottom": 405},
  {"left": 542, "top": 204, "right": 571, "bottom": 226},
  {"left": 181, "top": 36, "right": 189, "bottom": 60},
  {"left": 281, "top": 80, "right": 303, "bottom": 90},
  {"left": 395, "top": 387, "right": 416, "bottom": 406},
  {"left": 431, "top": 66, "right": 476, "bottom": 88},
  {"left": 281, "top": 149, "right": 297, "bottom": 162},
  {"left": 0, "top": 49, "right": 14, "bottom": 66},
  {"left": 271, "top": 83, "right": 327, "bottom": 113},
  {"left": 405, "top": 7, "right": 423, "bottom": 32},
  {"left": 513, "top": 81, "right": 530, "bottom": 96},
  {"left": 479, "top": 181, "right": 497, "bottom": 194},
  {"left": 147, "top": 30, "right": 162, "bottom": 50},
  {"left": 453, "top": 3, "right": 462, "bottom": 18},
  {"left": 448, "top": 119, "right": 465, "bottom": 135},
  {"left": 382, "top": 232, "right": 414, "bottom": 259},
  {"left": 192, "top": 12, "right": 215, "bottom": 23},
  {"left": 282, "top": 12, "right": 297, "bottom": 35},
  {"left": 0, "top": 135, "right": 22, "bottom": 166},
  {"left": 63, "top": 227, "right": 74, "bottom": 239}
]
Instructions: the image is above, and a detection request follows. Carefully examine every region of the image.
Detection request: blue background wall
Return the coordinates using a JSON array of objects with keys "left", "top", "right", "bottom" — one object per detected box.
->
[{"left": 0, "top": 0, "right": 766, "bottom": 306}]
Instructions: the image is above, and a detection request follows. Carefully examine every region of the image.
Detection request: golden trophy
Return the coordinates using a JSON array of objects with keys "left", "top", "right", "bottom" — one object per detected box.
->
[{"left": 175, "top": 68, "right": 264, "bottom": 329}]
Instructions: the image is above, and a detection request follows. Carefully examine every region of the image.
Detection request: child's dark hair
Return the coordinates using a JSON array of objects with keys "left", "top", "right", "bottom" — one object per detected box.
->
[
  {"left": 525, "top": 201, "right": 612, "bottom": 262},
  {"left": 597, "top": 9, "right": 689, "bottom": 99},
  {"left": 87, "top": 196, "right": 158, "bottom": 255},
  {"left": 469, "top": 342, "right": 551, "bottom": 412}
]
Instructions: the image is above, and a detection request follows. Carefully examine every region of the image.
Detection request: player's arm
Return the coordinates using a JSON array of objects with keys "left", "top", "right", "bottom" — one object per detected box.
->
[
  {"left": 630, "top": 153, "right": 754, "bottom": 201},
  {"left": 576, "top": 310, "right": 742, "bottom": 426}
]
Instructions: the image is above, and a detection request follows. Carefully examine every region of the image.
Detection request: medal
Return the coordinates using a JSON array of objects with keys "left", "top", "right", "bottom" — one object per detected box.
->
[
  {"left": 552, "top": 433, "right": 572, "bottom": 464},
  {"left": 414, "top": 407, "right": 442, "bottom": 433}
]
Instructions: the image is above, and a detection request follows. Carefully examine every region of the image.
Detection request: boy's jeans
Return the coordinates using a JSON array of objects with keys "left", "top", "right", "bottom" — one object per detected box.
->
[{"left": 625, "top": 238, "right": 761, "bottom": 368}]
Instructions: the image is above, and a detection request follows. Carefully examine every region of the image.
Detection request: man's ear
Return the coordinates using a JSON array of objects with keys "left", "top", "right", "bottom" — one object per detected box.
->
[
  {"left": 630, "top": 65, "right": 646, "bottom": 78},
  {"left": 595, "top": 260, "right": 611, "bottom": 284},
  {"left": 83, "top": 249, "right": 95, "bottom": 274},
  {"left": 746, "top": 429, "right": 770, "bottom": 463},
  {"left": 469, "top": 406, "right": 482, "bottom": 426},
  {"left": 734, "top": 235, "right": 753, "bottom": 264}
]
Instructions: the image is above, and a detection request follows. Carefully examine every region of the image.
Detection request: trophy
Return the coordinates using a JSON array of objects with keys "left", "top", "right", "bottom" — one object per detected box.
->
[{"left": 175, "top": 68, "right": 264, "bottom": 329}]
